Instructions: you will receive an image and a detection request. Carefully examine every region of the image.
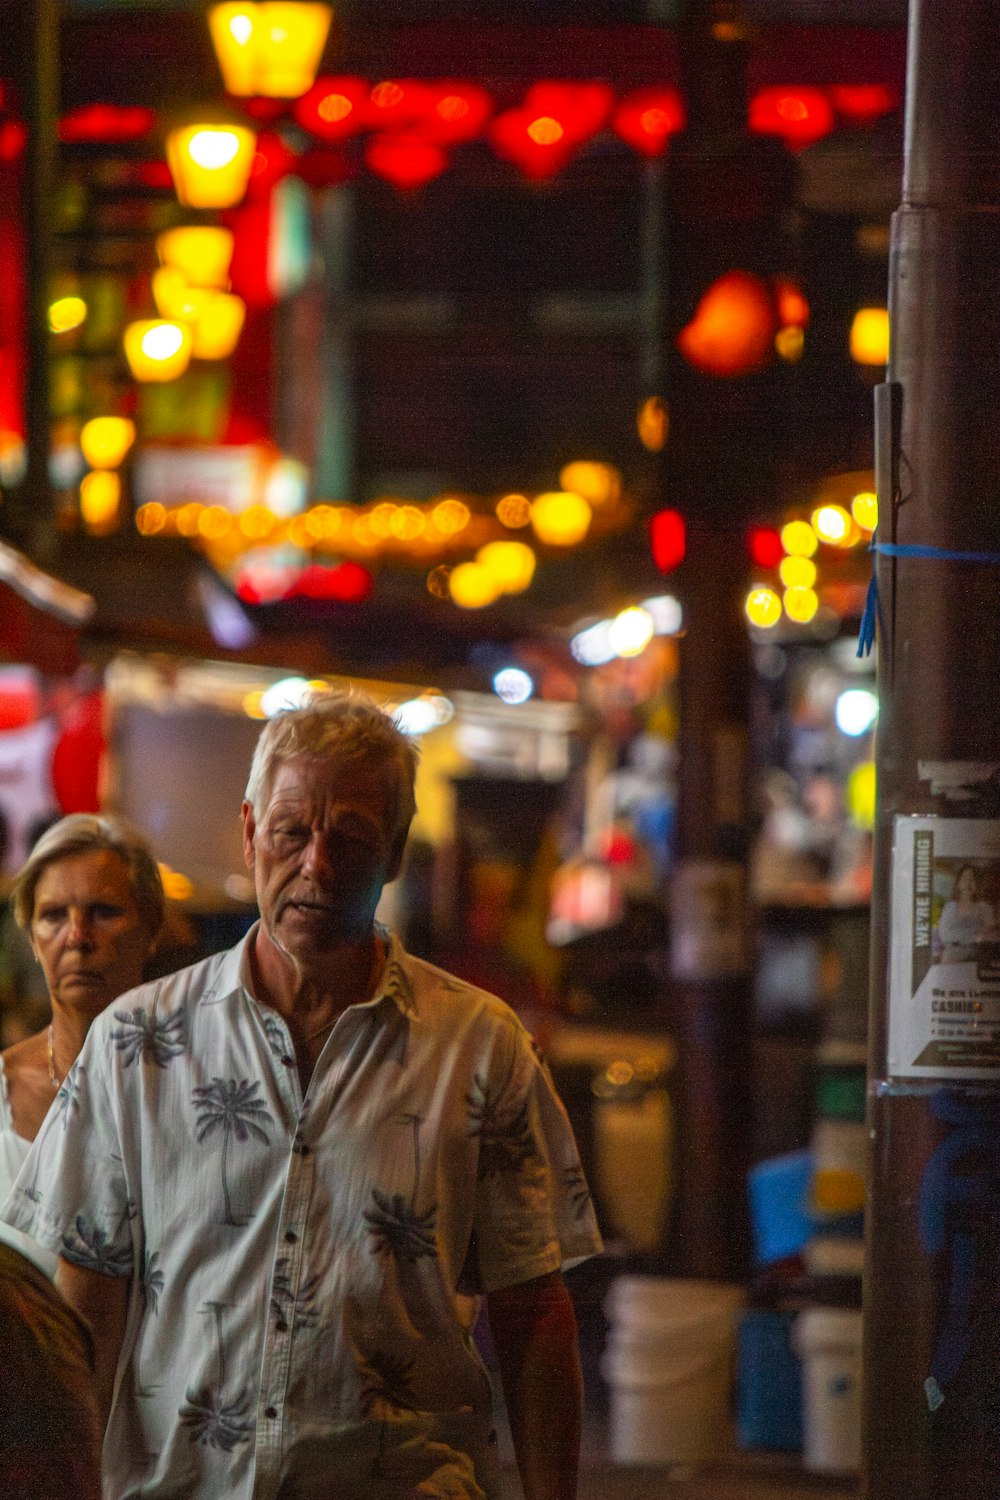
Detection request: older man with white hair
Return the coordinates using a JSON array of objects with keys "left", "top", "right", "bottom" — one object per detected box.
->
[{"left": 3, "top": 691, "right": 601, "bottom": 1500}]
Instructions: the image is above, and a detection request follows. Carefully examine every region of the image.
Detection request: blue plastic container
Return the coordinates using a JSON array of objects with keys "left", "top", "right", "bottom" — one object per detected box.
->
[
  {"left": 737, "top": 1307, "right": 804, "bottom": 1452},
  {"left": 747, "top": 1149, "right": 813, "bottom": 1265}
]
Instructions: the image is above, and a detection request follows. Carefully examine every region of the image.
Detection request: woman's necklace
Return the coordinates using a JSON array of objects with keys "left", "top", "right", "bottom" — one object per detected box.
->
[{"left": 47, "top": 1024, "right": 63, "bottom": 1091}]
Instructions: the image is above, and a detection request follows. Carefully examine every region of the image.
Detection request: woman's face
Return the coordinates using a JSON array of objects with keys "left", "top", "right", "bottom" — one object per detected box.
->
[
  {"left": 30, "top": 848, "right": 152, "bottom": 1016},
  {"left": 956, "top": 867, "right": 979, "bottom": 903}
]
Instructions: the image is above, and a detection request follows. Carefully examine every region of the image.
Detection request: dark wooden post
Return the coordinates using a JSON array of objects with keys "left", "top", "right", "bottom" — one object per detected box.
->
[
  {"left": 864, "top": 3, "right": 1000, "bottom": 1494},
  {"left": 662, "top": 0, "right": 792, "bottom": 1278}
]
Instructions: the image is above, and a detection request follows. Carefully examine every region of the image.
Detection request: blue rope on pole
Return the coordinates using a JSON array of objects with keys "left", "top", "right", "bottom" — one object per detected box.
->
[{"left": 857, "top": 537, "right": 1000, "bottom": 657}]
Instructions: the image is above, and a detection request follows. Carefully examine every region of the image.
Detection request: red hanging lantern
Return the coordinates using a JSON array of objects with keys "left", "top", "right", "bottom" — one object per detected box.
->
[
  {"left": 746, "top": 525, "right": 784, "bottom": 569},
  {"left": 749, "top": 86, "right": 834, "bottom": 151},
  {"left": 522, "top": 81, "right": 613, "bottom": 145},
  {"left": 829, "top": 83, "right": 899, "bottom": 122},
  {"left": 364, "top": 78, "right": 431, "bottom": 132},
  {"left": 650, "top": 509, "right": 686, "bottom": 574},
  {"left": 59, "top": 103, "right": 156, "bottom": 144},
  {"left": 294, "top": 75, "right": 368, "bottom": 140},
  {"left": 612, "top": 86, "right": 685, "bottom": 156},
  {"left": 421, "top": 81, "right": 493, "bottom": 144},
  {"left": 364, "top": 133, "right": 448, "bottom": 190}
]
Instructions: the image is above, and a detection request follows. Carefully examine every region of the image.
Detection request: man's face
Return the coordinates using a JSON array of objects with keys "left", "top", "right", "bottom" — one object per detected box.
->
[{"left": 242, "top": 753, "right": 407, "bottom": 960}]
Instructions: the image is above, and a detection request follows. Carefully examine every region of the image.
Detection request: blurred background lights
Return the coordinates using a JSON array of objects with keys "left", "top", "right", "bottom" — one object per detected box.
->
[
  {"left": 775, "top": 326, "right": 804, "bottom": 362},
  {"left": 448, "top": 560, "right": 501, "bottom": 608},
  {"left": 779, "top": 554, "right": 817, "bottom": 589},
  {"left": 847, "top": 761, "right": 877, "bottom": 830},
  {"left": 609, "top": 605, "right": 654, "bottom": 658},
  {"left": 849, "top": 306, "right": 890, "bottom": 365},
  {"left": 166, "top": 123, "right": 256, "bottom": 208},
  {"left": 208, "top": 2, "right": 333, "bottom": 99},
  {"left": 260, "top": 676, "right": 314, "bottom": 716},
  {"left": 431, "top": 497, "right": 470, "bottom": 535},
  {"left": 394, "top": 694, "right": 454, "bottom": 736},
  {"left": 496, "top": 493, "right": 531, "bottom": 528},
  {"left": 530, "top": 490, "right": 592, "bottom": 546},
  {"left": 836, "top": 687, "right": 879, "bottom": 737},
  {"left": 812, "top": 503, "right": 852, "bottom": 545},
  {"left": 493, "top": 667, "right": 534, "bottom": 705},
  {"left": 476, "top": 540, "right": 536, "bottom": 594},
  {"left": 80, "top": 416, "right": 135, "bottom": 469},
  {"left": 79, "top": 470, "right": 121, "bottom": 532},
  {"left": 851, "top": 490, "right": 878, "bottom": 531},
  {"left": 156, "top": 226, "right": 234, "bottom": 289},
  {"left": 48, "top": 295, "right": 87, "bottom": 334},
  {"left": 558, "top": 460, "right": 621, "bottom": 508},
  {"left": 571, "top": 618, "right": 616, "bottom": 666},
  {"left": 636, "top": 395, "right": 668, "bottom": 452},
  {"left": 783, "top": 585, "right": 819, "bottom": 623},
  {"left": 124, "top": 319, "right": 192, "bottom": 381},
  {"left": 745, "top": 586, "right": 782, "bottom": 628},
  {"left": 780, "top": 519, "right": 818, "bottom": 557},
  {"left": 641, "top": 594, "right": 683, "bottom": 635}
]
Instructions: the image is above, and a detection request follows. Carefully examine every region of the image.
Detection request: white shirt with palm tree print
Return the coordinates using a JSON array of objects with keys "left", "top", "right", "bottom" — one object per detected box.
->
[{"left": 2, "top": 924, "right": 602, "bottom": 1500}]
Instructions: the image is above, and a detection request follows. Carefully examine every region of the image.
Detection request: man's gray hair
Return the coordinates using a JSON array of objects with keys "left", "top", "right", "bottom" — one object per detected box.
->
[
  {"left": 244, "top": 690, "right": 419, "bottom": 836},
  {"left": 12, "top": 813, "right": 166, "bottom": 938}
]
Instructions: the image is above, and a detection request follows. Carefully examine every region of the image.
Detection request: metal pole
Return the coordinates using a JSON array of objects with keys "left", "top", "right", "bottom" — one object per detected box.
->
[{"left": 864, "top": 2, "right": 1000, "bottom": 1494}]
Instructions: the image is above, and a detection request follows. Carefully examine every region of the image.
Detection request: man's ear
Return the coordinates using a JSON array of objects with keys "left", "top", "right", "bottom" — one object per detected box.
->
[
  {"left": 386, "top": 821, "right": 412, "bottom": 885},
  {"left": 241, "top": 800, "right": 257, "bottom": 871}
]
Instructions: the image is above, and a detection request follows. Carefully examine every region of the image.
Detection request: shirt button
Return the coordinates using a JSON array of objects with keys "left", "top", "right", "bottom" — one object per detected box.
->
[
  {"left": 275, "top": 1319, "right": 289, "bottom": 1333},
  {"left": 264, "top": 1406, "right": 278, "bottom": 1419},
  {"left": 280, "top": 1054, "right": 294, "bottom": 1066},
  {"left": 284, "top": 1230, "right": 298, "bottom": 1243}
]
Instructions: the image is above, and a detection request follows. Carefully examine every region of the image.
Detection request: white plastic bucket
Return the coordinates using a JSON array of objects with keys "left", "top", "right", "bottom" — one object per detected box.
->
[
  {"left": 602, "top": 1277, "right": 743, "bottom": 1465},
  {"left": 792, "top": 1306, "right": 863, "bottom": 1475}
]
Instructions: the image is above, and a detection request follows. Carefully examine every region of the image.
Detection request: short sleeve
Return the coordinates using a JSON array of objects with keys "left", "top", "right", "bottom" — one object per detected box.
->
[
  {"left": 2, "top": 1025, "right": 135, "bottom": 1278},
  {"left": 470, "top": 1021, "right": 602, "bottom": 1294}
]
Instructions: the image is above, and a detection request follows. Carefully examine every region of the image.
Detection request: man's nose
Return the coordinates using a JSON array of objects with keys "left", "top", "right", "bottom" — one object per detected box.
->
[{"left": 301, "top": 833, "right": 335, "bottom": 880}]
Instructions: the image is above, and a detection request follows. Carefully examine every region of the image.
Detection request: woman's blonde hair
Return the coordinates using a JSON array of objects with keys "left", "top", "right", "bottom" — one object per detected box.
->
[{"left": 12, "top": 814, "right": 165, "bottom": 939}]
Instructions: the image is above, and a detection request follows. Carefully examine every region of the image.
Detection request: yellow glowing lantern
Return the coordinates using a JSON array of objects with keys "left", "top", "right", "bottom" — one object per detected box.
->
[
  {"left": 783, "top": 585, "right": 819, "bottom": 623},
  {"left": 448, "top": 561, "right": 501, "bottom": 609},
  {"left": 166, "top": 123, "right": 256, "bottom": 208},
  {"left": 431, "top": 498, "right": 470, "bottom": 535},
  {"left": 123, "top": 320, "right": 193, "bottom": 382},
  {"left": 744, "top": 586, "right": 782, "bottom": 628},
  {"left": 496, "top": 493, "right": 531, "bottom": 528},
  {"left": 390, "top": 505, "right": 427, "bottom": 542},
  {"left": 370, "top": 502, "right": 397, "bottom": 538},
  {"left": 812, "top": 504, "right": 852, "bottom": 546},
  {"left": 152, "top": 267, "right": 213, "bottom": 323},
  {"left": 476, "top": 540, "right": 536, "bottom": 594},
  {"left": 849, "top": 306, "right": 890, "bottom": 365},
  {"left": 48, "top": 295, "right": 88, "bottom": 334},
  {"left": 779, "top": 555, "right": 817, "bottom": 589},
  {"left": 156, "top": 226, "right": 235, "bottom": 290},
  {"left": 558, "top": 460, "right": 621, "bottom": 508},
  {"left": 780, "top": 519, "right": 818, "bottom": 558},
  {"left": 851, "top": 490, "right": 878, "bottom": 532},
  {"left": 79, "top": 470, "right": 121, "bottom": 532},
  {"left": 190, "top": 292, "right": 246, "bottom": 359},
  {"left": 208, "top": 3, "right": 333, "bottom": 99},
  {"left": 80, "top": 416, "right": 136, "bottom": 470},
  {"left": 530, "top": 490, "right": 592, "bottom": 546}
]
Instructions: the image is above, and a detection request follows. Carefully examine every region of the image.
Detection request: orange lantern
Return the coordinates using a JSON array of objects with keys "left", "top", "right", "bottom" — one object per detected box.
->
[{"left": 676, "top": 270, "right": 777, "bottom": 378}]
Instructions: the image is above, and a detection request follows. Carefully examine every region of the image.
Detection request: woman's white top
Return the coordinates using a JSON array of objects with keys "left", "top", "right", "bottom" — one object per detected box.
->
[{"left": 0, "top": 1055, "right": 56, "bottom": 1276}]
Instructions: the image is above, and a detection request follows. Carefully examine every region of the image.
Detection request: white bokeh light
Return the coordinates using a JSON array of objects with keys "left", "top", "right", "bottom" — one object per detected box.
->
[
  {"left": 493, "top": 668, "right": 534, "bottom": 705},
  {"left": 835, "top": 688, "right": 879, "bottom": 737}
]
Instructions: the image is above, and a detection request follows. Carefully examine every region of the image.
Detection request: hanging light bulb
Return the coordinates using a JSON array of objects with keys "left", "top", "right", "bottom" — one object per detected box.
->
[
  {"left": 165, "top": 122, "right": 257, "bottom": 208},
  {"left": 208, "top": 3, "right": 333, "bottom": 100}
]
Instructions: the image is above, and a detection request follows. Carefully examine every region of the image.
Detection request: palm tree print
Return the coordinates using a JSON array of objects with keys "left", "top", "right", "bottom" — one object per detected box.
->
[
  {"left": 56, "top": 1062, "right": 84, "bottom": 1129},
  {"left": 179, "top": 1302, "right": 255, "bottom": 1452},
  {"left": 61, "top": 1215, "right": 133, "bottom": 1276},
  {"left": 136, "top": 1250, "right": 165, "bottom": 1399},
  {"left": 365, "top": 1113, "right": 439, "bottom": 1262},
  {"left": 359, "top": 1348, "right": 417, "bottom": 1416},
  {"left": 562, "top": 1164, "right": 593, "bottom": 1221},
  {"left": 261, "top": 1014, "right": 293, "bottom": 1065},
  {"left": 270, "top": 1258, "right": 322, "bottom": 1333},
  {"left": 192, "top": 1078, "right": 274, "bottom": 1227},
  {"left": 466, "top": 1074, "right": 538, "bottom": 1179},
  {"left": 111, "top": 1005, "right": 186, "bottom": 1068}
]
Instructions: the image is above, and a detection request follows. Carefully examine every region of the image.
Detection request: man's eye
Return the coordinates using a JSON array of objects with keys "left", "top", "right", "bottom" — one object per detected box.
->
[
  {"left": 36, "top": 909, "right": 65, "bottom": 926},
  {"left": 91, "top": 905, "right": 126, "bottom": 922}
]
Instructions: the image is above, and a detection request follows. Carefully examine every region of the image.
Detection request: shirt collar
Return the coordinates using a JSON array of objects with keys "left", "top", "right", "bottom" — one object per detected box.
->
[{"left": 205, "top": 921, "right": 417, "bottom": 1019}]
